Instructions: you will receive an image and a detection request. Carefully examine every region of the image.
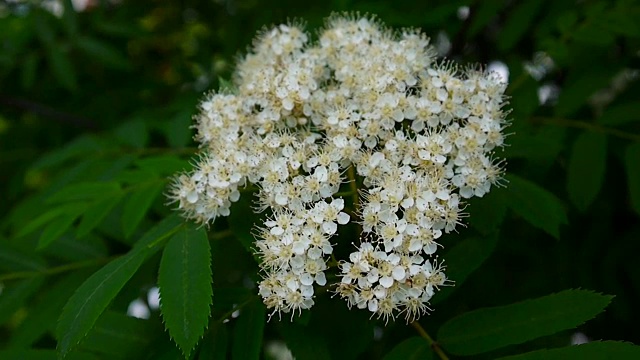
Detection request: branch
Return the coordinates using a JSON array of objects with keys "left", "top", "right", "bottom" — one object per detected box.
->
[{"left": 0, "top": 93, "right": 99, "bottom": 130}]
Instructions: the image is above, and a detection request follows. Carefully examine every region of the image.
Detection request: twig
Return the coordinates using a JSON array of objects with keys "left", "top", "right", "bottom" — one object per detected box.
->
[{"left": 410, "top": 321, "right": 450, "bottom": 360}]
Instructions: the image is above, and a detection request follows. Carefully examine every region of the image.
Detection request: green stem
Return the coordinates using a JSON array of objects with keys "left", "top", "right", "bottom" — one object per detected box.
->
[
  {"left": 410, "top": 321, "right": 449, "bottom": 360},
  {"left": 530, "top": 116, "right": 640, "bottom": 142},
  {"left": 0, "top": 255, "right": 120, "bottom": 282}
]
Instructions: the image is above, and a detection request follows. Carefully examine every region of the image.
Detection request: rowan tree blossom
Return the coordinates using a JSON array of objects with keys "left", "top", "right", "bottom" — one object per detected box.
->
[{"left": 168, "top": 14, "right": 509, "bottom": 322}]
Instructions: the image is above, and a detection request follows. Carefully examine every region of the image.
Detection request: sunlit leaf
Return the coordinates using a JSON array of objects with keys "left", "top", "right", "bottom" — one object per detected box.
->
[
  {"left": 437, "top": 289, "right": 613, "bottom": 355},
  {"left": 158, "top": 224, "right": 212, "bottom": 358}
]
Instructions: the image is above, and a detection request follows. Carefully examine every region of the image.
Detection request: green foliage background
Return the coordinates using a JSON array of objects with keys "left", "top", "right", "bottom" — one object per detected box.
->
[{"left": 1, "top": 0, "right": 640, "bottom": 359}]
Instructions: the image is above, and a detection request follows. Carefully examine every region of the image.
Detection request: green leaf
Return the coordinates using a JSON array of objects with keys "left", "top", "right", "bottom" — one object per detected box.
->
[
  {"left": 468, "top": 0, "right": 503, "bottom": 38},
  {"left": 131, "top": 214, "right": 185, "bottom": 253},
  {"left": 555, "top": 71, "right": 616, "bottom": 117},
  {"left": 625, "top": 142, "right": 640, "bottom": 216},
  {"left": 228, "top": 195, "right": 258, "bottom": 252},
  {"left": 56, "top": 251, "right": 148, "bottom": 357},
  {"left": 75, "top": 36, "right": 132, "bottom": 70},
  {"left": 48, "top": 45, "right": 77, "bottom": 91},
  {"left": 432, "top": 234, "right": 498, "bottom": 304},
  {"left": 437, "top": 289, "right": 613, "bottom": 356},
  {"left": 232, "top": 300, "right": 265, "bottom": 360},
  {"left": 0, "top": 278, "right": 45, "bottom": 326},
  {"left": 163, "top": 109, "right": 194, "bottom": 148},
  {"left": 279, "top": 323, "right": 331, "bottom": 360},
  {"left": 505, "top": 174, "right": 568, "bottom": 239},
  {"left": 46, "top": 181, "right": 121, "bottom": 204},
  {"left": 30, "top": 135, "right": 104, "bottom": 170},
  {"left": 467, "top": 187, "right": 508, "bottom": 235},
  {"left": 17, "top": 202, "right": 87, "bottom": 238},
  {"left": 383, "top": 337, "right": 433, "bottom": 360},
  {"left": 566, "top": 132, "right": 607, "bottom": 212},
  {"left": 0, "top": 242, "right": 46, "bottom": 272},
  {"left": 77, "top": 194, "right": 124, "bottom": 237},
  {"left": 9, "top": 273, "right": 88, "bottom": 348},
  {"left": 21, "top": 51, "right": 38, "bottom": 89},
  {"left": 198, "top": 323, "right": 229, "bottom": 360},
  {"left": 158, "top": 224, "right": 212, "bottom": 358},
  {"left": 497, "top": 0, "right": 544, "bottom": 52},
  {"left": 80, "top": 311, "right": 154, "bottom": 358},
  {"left": 114, "top": 120, "right": 148, "bottom": 148},
  {"left": 496, "top": 341, "right": 640, "bottom": 360},
  {"left": 597, "top": 102, "right": 640, "bottom": 126},
  {"left": 0, "top": 349, "right": 97, "bottom": 360},
  {"left": 121, "top": 181, "right": 164, "bottom": 238},
  {"left": 38, "top": 211, "right": 81, "bottom": 249},
  {"left": 135, "top": 156, "right": 190, "bottom": 176}
]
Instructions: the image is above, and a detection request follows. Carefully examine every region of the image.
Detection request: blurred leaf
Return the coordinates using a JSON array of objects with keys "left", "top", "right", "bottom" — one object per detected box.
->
[
  {"left": 43, "top": 233, "right": 107, "bottom": 262},
  {"left": 48, "top": 45, "right": 77, "bottom": 91},
  {"left": 37, "top": 211, "right": 81, "bottom": 249},
  {"left": 61, "top": 0, "right": 78, "bottom": 36},
  {"left": 437, "top": 289, "right": 613, "bottom": 356},
  {"left": 80, "top": 311, "right": 155, "bottom": 358},
  {"left": 496, "top": 341, "right": 640, "bottom": 360},
  {"left": 198, "top": 322, "right": 229, "bottom": 360},
  {"left": 555, "top": 11, "right": 578, "bottom": 35},
  {"left": 17, "top": 202, "right": 86, "bottom": 239},
  {"left": 432, "top": 234, "right": 499, "bottom": 304},
  {"left": 468, "top": 0, "right": 503, "bottom": 38},
  {"left": 158, "top": 224, "right": 212, "bottom": 358},
  {"left": 130, "top": 214, "right": 184, "bottom": 252},
  {"left": 0, "top": 278, "right": 45, "bottom": 326},
  {"left": 77, "top": 194, "right": 124, "bottom": 237},
  {"left": 30, "top": 135, "right": 104, "bottom": 170},
  {"left": 20, "top": 52, "right": 38, "bottom": 90},
  {"left": 0, "top": 350, "right": 97, "bottom": 360},
  {"left": 555, "top": 70, "right": 616, "bottom": 117},
  {"left": 625, "top": 142, "right": 640, "bottom": 216},
  {"left": 46, "top": 181, "right": 121, "bottom": 204},
  {"left": 9, "top": 273, "right": 88, "bottom": 348},
  {"left": 163, "top": 109, "right": 194, "bottom": 148},
  {"left": 228, "top": 194, "right": 258, "bottom": 252},
  {"left": 467, "top": 187, "right": 508, "bottom": 235},
  {"left": 383, "top": 337, "right": 432, "bottom": 360},
  {"left": 566, "top": 132, "right": 607, "bottom": 211},
  {"left": 121, "top": 181, "right": 164, "bottom": 238},
  {"left": 505, "top": 174, "right": 568, "bottom": 239},
  {"left": 75, "top": 36, "right": 132, "bottom": 70},
  {"left": 135, "top": 156, "right": 190, "bottom": 176},
  {"left": 0, "top": 242, "right": 46, "bottom": 272},
  {"left": 279, "top": 323, "right": 332, "bottom": 360},
  {"left": 598, "top": 102, "right": 640, "bottom": 126},
  {"left": 56, "top": 250, "right": 148, "bottom": 357},
  {"left": 498, "top": 0, "right": 544, "bottom": 52},
  {"left": 114, "top": 120, "right": 148, "bottom": 148},
  {"left": 231, "top": 300, "right": 265, "bottom": 360}
]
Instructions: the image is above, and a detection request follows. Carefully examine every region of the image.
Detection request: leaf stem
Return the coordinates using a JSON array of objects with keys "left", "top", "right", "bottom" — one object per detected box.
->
[
  {"left": 0, "top": 255, "right": 120, "bottom": 282},
  {"left": 410, "top": 321, "right": 449, "bottom": 360},
  {"left": 530, "top": 116, "right": 640, "bottom": 142}
]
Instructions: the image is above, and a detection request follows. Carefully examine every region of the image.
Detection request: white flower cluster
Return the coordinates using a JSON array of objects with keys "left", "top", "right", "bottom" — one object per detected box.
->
[{"left": 168, "top": 15, "right": 508, "bottom": 322}]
